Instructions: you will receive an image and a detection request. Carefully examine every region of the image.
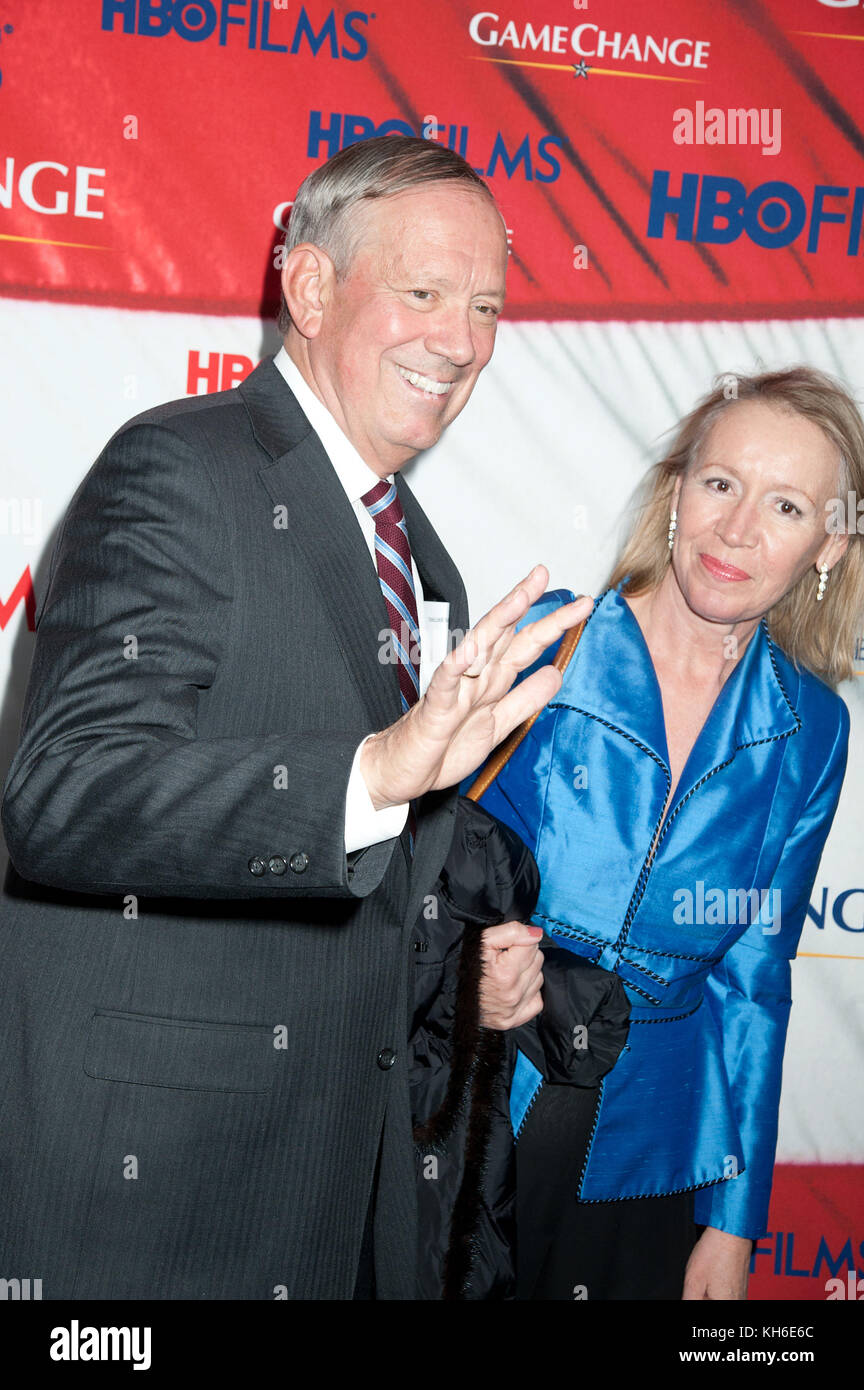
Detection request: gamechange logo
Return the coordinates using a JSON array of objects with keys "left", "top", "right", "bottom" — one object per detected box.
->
[
  {"left": 101, "top": 1, "right": 371, "bottom": 59},
  {"left": 468, "top": 12, "right": 712, "bottom": 70}
]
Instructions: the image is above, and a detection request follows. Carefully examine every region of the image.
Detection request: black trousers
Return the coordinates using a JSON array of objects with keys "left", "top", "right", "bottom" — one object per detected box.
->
[{"left": 516, "top": 1083, "right": 703, "bottom": 1300}]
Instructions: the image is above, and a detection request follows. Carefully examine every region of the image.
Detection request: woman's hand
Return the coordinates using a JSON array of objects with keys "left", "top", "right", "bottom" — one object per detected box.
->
[
  {"left": 478, "top": 920, "right": 546, "bottom": 1029},
  {"left": 682, "top": 1226, "right": 752, "bottom": 1300}
]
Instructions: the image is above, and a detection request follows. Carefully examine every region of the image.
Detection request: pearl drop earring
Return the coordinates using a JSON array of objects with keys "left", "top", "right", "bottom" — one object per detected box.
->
[
  {"left": 816, "top": 562, "right": 828, "bottom": 602},
  {"left": 667, "top": 510, "right": 677, "bottom": 552}
]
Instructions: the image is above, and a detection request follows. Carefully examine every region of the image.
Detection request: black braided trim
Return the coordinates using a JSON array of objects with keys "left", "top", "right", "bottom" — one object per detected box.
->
[
  {"left": 626, "top": 940, "right": 723, "bottom": 963},
  {"left": 576, "top": 1170, "right": 739, "bottom": 1205},
  {"left": 513, "top": 1076, "right": 546, "bottom": 1144},
  {"left": 620, "top": 977, "right": 665, "bottom": 1004},
  {"left": 619, "top": 955, "right": 668, "bottom": 986},
  {"left": 629, "top": 1000, "right": 703, "bottom": 1025},
  {"left": 575, "top": 1078, "right": 605, "bottom": 1196},
  {"left": 532, "top": 916, "right": 605, "bottom": 951},
  {"left": 547, "top": 704, "right": 669, "bottom": 771}
]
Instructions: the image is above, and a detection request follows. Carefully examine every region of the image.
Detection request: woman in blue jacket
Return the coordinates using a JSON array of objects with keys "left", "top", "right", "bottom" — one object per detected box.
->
[{"left": 477, "top": 366, "right": 863, "bottom": 1299}]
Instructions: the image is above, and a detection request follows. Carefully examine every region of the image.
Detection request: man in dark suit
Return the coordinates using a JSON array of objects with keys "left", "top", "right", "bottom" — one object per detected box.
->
[{"left": 0, "top": 136, "right": 585, "bottom": 1299}]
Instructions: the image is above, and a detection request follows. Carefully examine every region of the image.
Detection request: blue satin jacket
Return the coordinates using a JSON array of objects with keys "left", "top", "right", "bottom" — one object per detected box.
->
[{"left": 475, "top": 587, "right": 849, "bottom": 1239}]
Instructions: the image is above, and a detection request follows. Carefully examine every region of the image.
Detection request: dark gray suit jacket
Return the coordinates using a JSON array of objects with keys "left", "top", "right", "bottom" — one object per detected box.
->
[{"left": 0, "top": 357, "right": 468, "bottom": 1299}]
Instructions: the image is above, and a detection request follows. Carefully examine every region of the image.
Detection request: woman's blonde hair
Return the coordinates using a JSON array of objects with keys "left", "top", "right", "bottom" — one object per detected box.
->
[{"left": 607, "top": 366, "right": 864, "bottom": 686}]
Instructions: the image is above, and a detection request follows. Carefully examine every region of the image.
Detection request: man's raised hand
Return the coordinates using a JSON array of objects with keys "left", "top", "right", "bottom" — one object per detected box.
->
[{"left": 359, "top": 567, "right": 591, "bottom": 810}]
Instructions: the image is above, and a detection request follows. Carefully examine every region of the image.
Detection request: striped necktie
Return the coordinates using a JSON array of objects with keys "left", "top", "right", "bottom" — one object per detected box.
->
[
  {"left": 361, "top": 479, "right": 422, "bottom": 713},
  {"left": 361, "top": 478, "right": 421, "bottom": 850}
]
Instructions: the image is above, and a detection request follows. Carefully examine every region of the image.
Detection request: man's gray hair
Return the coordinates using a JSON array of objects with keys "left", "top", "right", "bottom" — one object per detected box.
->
[{"left": 277, "top": 135, "right": 496, "bottom": 334}]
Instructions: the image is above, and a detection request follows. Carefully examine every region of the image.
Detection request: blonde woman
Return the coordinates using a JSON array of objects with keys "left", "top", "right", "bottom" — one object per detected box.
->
[{"left": 477, "top": 367, "right": 862, "bottom": 1300}]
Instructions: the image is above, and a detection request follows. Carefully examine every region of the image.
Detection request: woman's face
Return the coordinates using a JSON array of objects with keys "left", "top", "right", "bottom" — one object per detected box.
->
[{"left": 672, "top": 400, "right": 848, "bottom": 625}]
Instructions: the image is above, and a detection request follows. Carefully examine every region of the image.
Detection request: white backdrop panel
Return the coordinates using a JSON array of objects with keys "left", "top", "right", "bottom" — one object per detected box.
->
[{"left": 1, "top": 299, "right": 861, "bottom": 1162}]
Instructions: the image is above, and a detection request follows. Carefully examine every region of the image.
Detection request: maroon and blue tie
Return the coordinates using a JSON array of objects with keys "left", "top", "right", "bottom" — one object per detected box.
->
[{"left": 361, "top": 478, "right": 421, "bottom": 849}]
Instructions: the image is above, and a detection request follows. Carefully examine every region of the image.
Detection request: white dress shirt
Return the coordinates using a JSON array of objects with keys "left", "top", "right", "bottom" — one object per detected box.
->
[{"left": 272, "top": 347, "right": 450, "bottom": 854}]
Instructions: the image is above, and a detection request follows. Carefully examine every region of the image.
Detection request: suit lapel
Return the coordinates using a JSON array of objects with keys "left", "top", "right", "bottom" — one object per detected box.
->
[
  {"left": 242, "top": 359, "right": 402, "bottom": 732},
  {"left": 242, "top": 357, "right": 469, "bottom": 891},
  {"left": 242, "top": 359, "right": 468, "bottom": 721}
]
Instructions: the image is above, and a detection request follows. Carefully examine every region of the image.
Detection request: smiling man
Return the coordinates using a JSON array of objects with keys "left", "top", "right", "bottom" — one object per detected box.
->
[
  {"left": 278, "top": 170, "right": 506, "bottom": 466},
  {"left": 0, "top": 136, "right": 587, "bottom": 1301}
]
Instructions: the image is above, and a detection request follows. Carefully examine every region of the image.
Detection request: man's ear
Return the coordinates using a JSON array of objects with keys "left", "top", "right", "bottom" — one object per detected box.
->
[{"left": 280, "top": 243, "right": 334, "bottom": 339}]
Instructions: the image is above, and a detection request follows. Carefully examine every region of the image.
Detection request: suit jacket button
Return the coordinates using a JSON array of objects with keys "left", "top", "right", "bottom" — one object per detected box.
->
[
  {"left": 289, "top": 852, "right": 309, "bottom": 874},
  {"left": 268, "top": 855, "right": 287, "bottom": 875},
  {"left": 377, "top": 1048, "right": 397, "bottom": 1070},
  {"left": 248, "top": 857, "right": 267, "bottom": 876}
]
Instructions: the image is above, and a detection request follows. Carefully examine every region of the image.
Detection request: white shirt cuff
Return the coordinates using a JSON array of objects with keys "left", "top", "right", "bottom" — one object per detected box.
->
[{"left": 344, "top": 735, "right": 409, "bottom": 854}]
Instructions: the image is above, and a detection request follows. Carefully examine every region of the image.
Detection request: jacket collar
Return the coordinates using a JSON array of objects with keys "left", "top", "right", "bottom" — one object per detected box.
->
[
  {"left": 557, "top": 586, "right": 801, "bottom": 798},
  {"left": 239, "top": 355, "right": 312, "bottom": 461}
]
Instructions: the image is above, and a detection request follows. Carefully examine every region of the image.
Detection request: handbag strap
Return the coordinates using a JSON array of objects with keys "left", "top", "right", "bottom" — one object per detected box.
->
[{"left": 465, "top": 617, "right": 586, "bottom": 802}]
